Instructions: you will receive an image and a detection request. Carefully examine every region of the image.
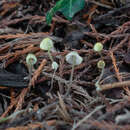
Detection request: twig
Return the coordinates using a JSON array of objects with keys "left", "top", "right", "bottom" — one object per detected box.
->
[
  {"left": 111, "top": 36, "right": 128, "bottom": 52},
  {"left": 30, "top": 59, "right": 47, "bottom": 87},
  {"left": 72, "top": 105, "right": 104, "bottom": 130},
  {"left": 15, "top": 88, "right": 29, "bottom": 111},
  {"left": 98, "top": 80, "right": 130, "bottom": 91},
  {"left": 87, "top": 0, "right": 113, "bottom": 9}
]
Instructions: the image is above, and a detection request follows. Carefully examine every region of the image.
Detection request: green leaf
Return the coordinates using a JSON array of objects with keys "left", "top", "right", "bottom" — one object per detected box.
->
[
  {"left": 46, "top": 0, "right": 85, "bottom": 24},
  {"left": 59, "top": 0, "right": 85, "bottom": 20},
  {"left": 46, "top": 0, "right": 68, "bottom": 24}
]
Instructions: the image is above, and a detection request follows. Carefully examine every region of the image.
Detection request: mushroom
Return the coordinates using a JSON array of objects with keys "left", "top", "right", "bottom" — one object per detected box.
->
[
  {"left": 40, "top": 37, "right": 54, "bottom": 63},
  {"left": 95, "top": 60, "right": 105, "bottom": 91},
  {"left": 52, "top": 61, "right": 59, "bottom": 71},
  {"left": 40, "top": 37, "right": 59, "bottom": 71},
  {"left": 26, "top": 53, "right": 37, "bottom": 79},
  {"left": 65, "top": 51, "right": 83, "bottom": 84},
  {"left": 40, "top": 37, "right": 59, "bottom": 91},
  {"left": 93, "top": 42, "right": 103, "bottom": 52}
]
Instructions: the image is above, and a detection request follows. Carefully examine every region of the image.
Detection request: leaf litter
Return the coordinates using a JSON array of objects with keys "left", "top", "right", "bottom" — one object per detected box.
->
[{"left": 0, "top": 0, "right": 130, "bottom": 129}]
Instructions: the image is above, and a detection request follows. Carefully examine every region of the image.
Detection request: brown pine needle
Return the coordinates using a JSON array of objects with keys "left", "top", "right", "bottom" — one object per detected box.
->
[{"left": 110, "top": 51, "right": 122, "bottom": 82}]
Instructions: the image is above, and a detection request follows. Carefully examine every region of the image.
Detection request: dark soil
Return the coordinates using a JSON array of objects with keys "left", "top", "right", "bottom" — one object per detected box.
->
[{"left": 0, "top": 0, "right": 130, "bottom": 130}]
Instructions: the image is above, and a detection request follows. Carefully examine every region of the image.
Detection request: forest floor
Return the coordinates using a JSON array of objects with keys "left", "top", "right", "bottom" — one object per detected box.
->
[{"left": 0, "top": 0, "right": 130, "bottom": 130}]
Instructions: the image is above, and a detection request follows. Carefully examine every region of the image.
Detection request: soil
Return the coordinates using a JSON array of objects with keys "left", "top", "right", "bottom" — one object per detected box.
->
[{"left": 0, "top": 0, "right": 130, "bottom": 130}]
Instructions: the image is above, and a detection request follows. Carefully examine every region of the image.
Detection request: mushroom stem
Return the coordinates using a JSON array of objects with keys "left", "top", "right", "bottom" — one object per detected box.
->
[
  {"left": 65, "top": 51, "right": 83, "bottom": 96},
  {"left": 70, "top": 56, "right": 76, "bottom": 85},
  {"left": 65, "top": 56, "right": 76, "bottom": 97},
  {"left": 28, "top": 64, "right": 33, "bottom": 80},
  {"left": 95, "top": 67, "right": 104, "bottom": 91},
  {"left": 48, "top": 49, "right": 54, "bottom": 62},
  {"left": 49, "top": 69, "right": 56, "bottom": 92}
]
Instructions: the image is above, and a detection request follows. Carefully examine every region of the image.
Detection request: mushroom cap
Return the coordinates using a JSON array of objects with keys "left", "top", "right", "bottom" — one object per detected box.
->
[
  {"left": 40, "top": 37, "right": 54, "bottom": 51},
  {"left": 97, "top": 60, "right": 105, "bottom": 69},
  {"left": 26, "top": 53, "right": 37, "bottom": 66},
  {"left": 52, "top": 61, "right": 59, "bottom": 70},
  {"left": 93, "top": 42, "right": 103, "bottom": 52},
  {"left": 65, "top": 51, "right": 83, "bottom": 65}
]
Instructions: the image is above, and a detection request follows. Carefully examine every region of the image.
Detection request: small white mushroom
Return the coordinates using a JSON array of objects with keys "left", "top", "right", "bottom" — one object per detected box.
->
[
  {"left": 52, "top": 61, "right": 59, "bottom": 71},
  {"left": 65, "top": 51, "right": 83, "bottom": 95},
  {"left": 50, "top": 61, "right": 59, "bottom": 91},
  {"left": 65, "top": 51, "right": 83, "bottom": 65}
]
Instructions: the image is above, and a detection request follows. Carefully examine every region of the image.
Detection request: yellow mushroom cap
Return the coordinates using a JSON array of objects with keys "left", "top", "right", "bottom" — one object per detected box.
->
[
  {"left": 97, "top": 60, "right": 105, "bottom": 69},
  {"left": 93, "top": 42, "right": 103, "bottom": 52}
]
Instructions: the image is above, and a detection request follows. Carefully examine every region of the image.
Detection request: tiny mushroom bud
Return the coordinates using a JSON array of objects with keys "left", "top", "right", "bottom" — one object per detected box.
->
[
  {"left": 65, "top": 51, "right": 83, "bottom": 65},
  {"left": 93, "top": 42, "right": 103, "bottom": 52},
  {"left": 52, "top": 61, "right": 59, "bottom": 71},
  {"left": 40, "top": 37, "right": 54, "bottom": 51},
  {"left": 26, "top": 53, "right": 37, "bottom": 66},
  {"left": 97, "top": 60, "right": 105, "bottom": 69}
]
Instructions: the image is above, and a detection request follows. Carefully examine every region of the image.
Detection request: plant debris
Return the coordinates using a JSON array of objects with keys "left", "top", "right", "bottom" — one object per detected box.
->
[{"left": 0, "top": 0, "right": 130, "bottom": 129}]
